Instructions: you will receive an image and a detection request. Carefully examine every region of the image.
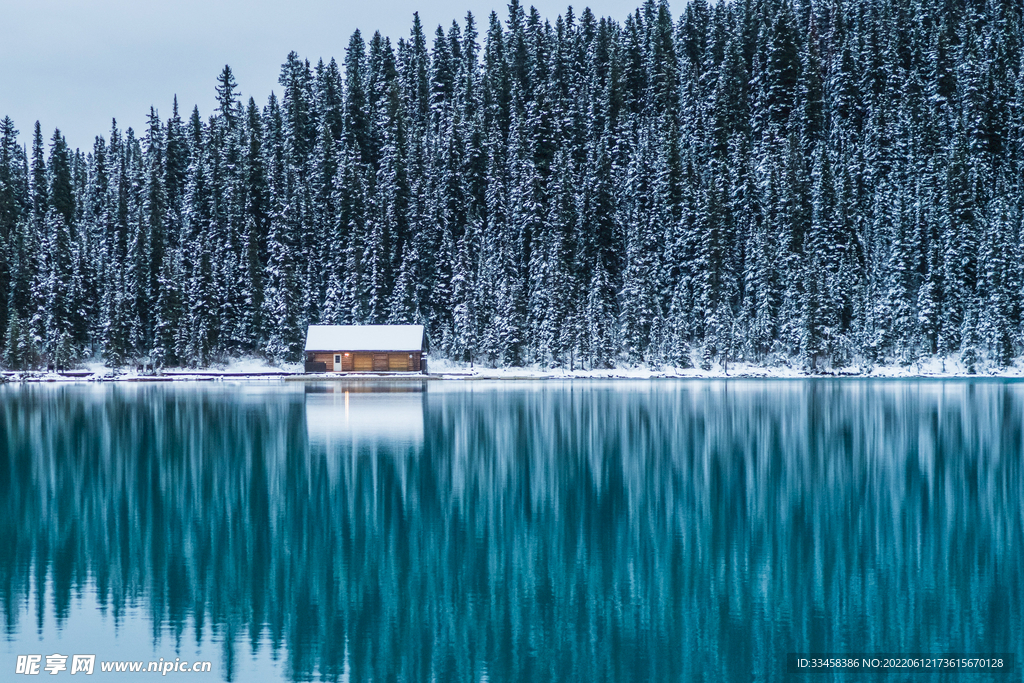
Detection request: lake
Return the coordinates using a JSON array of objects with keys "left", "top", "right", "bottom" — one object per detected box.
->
[{"left": 1, "top": 379, "right": 1021, "bottom": 681}]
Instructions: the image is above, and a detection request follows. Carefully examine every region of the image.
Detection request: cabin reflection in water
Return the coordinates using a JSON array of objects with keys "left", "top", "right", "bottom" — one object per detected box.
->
[{"left": 304, "top": 382, "right": 426, "bottom": 448}]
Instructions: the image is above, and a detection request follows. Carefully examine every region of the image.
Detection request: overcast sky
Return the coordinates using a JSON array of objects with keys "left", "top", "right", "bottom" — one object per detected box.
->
[{"left": 0, "top": 0, "right": 639, "bottom": 153}]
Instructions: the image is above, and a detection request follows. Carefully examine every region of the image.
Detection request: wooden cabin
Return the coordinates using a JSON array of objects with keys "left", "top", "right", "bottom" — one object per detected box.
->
[{"left": 304, "top": 325, "right": 427, "bottom": 373}]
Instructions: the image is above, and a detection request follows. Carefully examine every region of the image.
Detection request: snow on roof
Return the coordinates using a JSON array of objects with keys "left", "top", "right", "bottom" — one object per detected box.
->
[{"left": 304, "top": 325, "right": 425, "bottom": 352}]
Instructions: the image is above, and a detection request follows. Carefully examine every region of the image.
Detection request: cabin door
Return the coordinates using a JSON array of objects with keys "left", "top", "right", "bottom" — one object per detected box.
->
[{"left": 333, "top": 354, "right": 342, "bottom": 372}]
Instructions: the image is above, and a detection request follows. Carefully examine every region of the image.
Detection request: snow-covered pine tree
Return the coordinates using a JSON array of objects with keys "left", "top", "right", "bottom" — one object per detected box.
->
[
  {"left": 238, "top": 97, "right": 269, "bottom": 350},
  {"left": 263, "top": 93, "right": 303, "bottom": 363},
  {"left": 0, "top": 117, "right": 22, "bottom": 357}
]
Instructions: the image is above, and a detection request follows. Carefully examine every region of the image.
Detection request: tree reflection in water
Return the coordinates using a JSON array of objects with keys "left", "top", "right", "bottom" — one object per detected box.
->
[{"left": 1, "top": 380, "right": 1021, "bottom": 682}]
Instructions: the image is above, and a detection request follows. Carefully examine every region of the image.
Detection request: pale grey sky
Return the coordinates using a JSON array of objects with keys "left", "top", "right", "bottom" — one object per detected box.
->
[{"left": 0, "top": 0, "right": 639, "bottom": 152}]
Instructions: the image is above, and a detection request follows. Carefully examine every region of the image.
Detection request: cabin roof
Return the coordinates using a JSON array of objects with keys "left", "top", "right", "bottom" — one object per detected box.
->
[{"left": 304, "top": 324, "right": 425, "bottom": 352}]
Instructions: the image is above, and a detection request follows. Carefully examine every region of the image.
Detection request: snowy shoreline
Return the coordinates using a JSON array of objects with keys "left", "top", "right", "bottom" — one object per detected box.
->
[{"left": 4, "top": 356, "right": 1024, "bottom": 383}]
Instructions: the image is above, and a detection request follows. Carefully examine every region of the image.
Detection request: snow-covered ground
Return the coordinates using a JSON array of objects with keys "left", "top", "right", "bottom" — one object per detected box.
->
[
  {"left": 5, "top": 355, "right": 1024, "bottom": 383},
  {"left": 1, "top": 356, "right": 302, "bottom": 382},
  {"left": 426, "top": 355, "right": 1024, "bottom": 379}
]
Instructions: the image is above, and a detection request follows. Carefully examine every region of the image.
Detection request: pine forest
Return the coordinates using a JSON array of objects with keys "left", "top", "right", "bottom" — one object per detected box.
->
[{"left": 1, "top": 0, "right": 1022, "bottom": 372}]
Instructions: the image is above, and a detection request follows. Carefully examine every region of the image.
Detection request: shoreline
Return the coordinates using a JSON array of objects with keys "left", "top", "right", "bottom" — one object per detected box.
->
[{"left": 5, "top": 365, "right": 1024, "bottom": 383}]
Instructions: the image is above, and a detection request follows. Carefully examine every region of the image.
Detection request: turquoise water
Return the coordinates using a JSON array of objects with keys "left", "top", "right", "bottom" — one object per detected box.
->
[{"left": 1, "top": 379, "right": 1021, "bottom": 681}]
